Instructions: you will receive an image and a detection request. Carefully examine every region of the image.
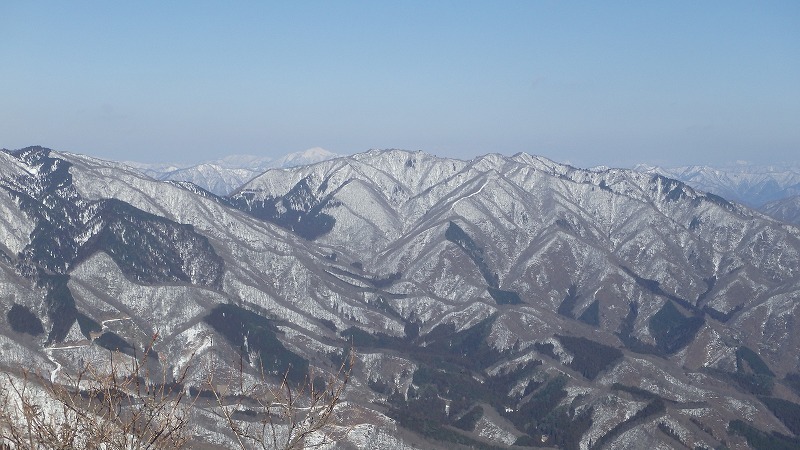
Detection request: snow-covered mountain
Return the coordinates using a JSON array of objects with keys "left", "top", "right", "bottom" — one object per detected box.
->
[
  {"left": 128, "top": 147, "right": 340, "bottom": 195},
  {"left": 2, "top": 146, "right": 800, "bottom": 449},
  {"left": 637, "top": 162, "right": 800, "bottom": 207}
]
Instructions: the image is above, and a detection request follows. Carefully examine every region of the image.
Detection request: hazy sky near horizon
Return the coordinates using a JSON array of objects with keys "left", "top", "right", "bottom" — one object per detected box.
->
[{"left": 2, "top": 1, "right": 798, "bottom": 168}]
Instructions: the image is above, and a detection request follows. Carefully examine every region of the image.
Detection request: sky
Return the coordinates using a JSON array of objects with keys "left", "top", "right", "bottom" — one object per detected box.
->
[{"left": 1, "top": 1, "right": 798, "bottom": 168}]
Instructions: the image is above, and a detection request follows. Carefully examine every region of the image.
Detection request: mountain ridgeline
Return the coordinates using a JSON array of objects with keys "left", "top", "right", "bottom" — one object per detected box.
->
[{"left": 1, "top": 146, "right": 800, "bottom": 449}]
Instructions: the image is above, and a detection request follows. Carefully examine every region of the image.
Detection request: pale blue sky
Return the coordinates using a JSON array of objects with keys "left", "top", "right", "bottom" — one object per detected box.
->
[{"left": 1, "top": 1, "right": 798, "bottom": 167}]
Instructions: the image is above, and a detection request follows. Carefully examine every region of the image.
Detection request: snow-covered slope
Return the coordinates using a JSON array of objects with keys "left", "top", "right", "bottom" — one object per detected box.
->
[{"left": 2, "top": 146, "right": 800, "bottom": 449}]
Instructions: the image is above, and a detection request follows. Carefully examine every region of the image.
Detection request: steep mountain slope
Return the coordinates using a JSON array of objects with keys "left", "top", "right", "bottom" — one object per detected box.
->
[
  {"left": 2, "top": 146, "right": 800, "bottom": 449},
  {"left": 234, "top": 149, "right": 800, "bottom": 447}
]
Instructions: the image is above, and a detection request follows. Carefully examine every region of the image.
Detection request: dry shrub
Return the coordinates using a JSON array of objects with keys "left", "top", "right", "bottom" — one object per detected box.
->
[
  {"left": 207, "top": 350, "right": 356, "bottom": 450},
  {"left": 0, "top": 336, "right": 354, "bottom": 450},
  {"left": 0, "top": 342, "right": 194, "bottom": 449}
]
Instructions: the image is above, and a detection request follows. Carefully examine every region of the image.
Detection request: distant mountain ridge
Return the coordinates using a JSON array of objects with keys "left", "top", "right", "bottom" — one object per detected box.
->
[
  {"left": 636, "top": 162, "right": 800, "bottom": 207},
  {"left": 127, "top": 147, "right": 340, "bottom": 195}
]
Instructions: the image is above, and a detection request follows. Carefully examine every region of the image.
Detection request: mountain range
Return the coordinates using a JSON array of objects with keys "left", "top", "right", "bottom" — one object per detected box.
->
[
  {"left": 130, "top": 152, "right": 800, "bottom": 226},
  {"left": 637, "top": 162, "right": 800, "bottom": 218},
  {"left": 1, "top": 146, "right": 800, "bottom": 449}
]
